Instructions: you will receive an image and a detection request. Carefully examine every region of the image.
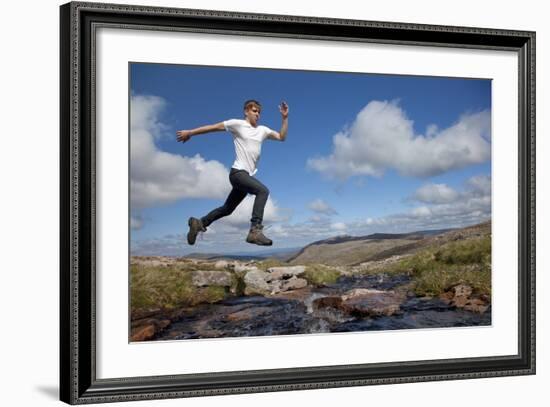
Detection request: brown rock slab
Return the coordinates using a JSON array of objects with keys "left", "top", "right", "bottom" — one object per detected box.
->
[
  {"left": 464, "top": 298, "right": 490, "bottom": 314},
  {"left": 131, "top": 324, "right": 156, "bottom": 342},
  {"left": 280, "top": 277, "right": 308, "bottom": 292},
  {"left": 340, "top": 289, "right": 404, "bottom": 317}
]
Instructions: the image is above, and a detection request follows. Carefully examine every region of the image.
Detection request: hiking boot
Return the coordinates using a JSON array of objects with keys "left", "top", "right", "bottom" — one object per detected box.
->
[
  {"left": 187, "top": 217, "right": 207, "bottom": 245},
  {"left": 246, "top": 224, "right": 272, "bottom": 246}
]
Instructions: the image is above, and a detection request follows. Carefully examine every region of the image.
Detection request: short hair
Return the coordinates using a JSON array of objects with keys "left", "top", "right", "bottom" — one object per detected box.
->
[{"left": 243, "top": 99, "right": 262, "bottom": 112}]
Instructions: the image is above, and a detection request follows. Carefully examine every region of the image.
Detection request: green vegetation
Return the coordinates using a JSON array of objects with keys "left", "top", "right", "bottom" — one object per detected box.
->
[
  {"left": 303, "top": 264, "right": 341, "bottom": 287},
  {"left": 255, "top": 258, "right": 287, "bottom": 270},
  {"left": 131, "top": 264, "right": 227, "bottom": 311},
  {"left": 379, "top": 236, "right": 491, "bottom": 297}
]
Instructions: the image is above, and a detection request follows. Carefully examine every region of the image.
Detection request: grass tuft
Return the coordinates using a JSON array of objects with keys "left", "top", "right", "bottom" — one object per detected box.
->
[
  {"left": 377, "top": 236, "right": 491, "bottom": 297},
  {"left": 303, "top": 264, "right": 341, "bottom": 287},
  {"left": 131, "top": 264, "right": 228, "bottom": 311}
]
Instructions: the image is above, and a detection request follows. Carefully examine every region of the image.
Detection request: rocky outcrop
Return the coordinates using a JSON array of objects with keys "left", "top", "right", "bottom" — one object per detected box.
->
[
  {"left": 340, "top": 288, "right": 404, "bottom": 316},
  {"left": 131, "top": 324, "right": 156, "bottom": 341},
  {"left": 243, "top": 270, "right": 272, "bottom": 295},
  {"left": 266, "top": 266, "right": 306, "bottom": 279},
  {"left": 244, "top": 267, "right": 308, "bottom": 295},
  {"left": 130, "top": 318, "right": 172, "bottom": 342},
  {"left": 313, "top": 288, "right": 405, "bottom": 317},
  {"left": 280, "top": 276, "right": 308, "bottom": 291},
  {"left": 440, "top": 284, "right": 490, "bottom": 314}
]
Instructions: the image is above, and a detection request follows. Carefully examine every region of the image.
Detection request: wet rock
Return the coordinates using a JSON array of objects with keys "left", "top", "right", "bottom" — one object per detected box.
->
[
  {"left": 312, "top": 289, "right": 404, "bottom": 317},
  {"left": 340, "top": 288, "right": 404, "bottom": 317},
  {"left": 131, "top": 324, "right": 156, "bottom": 341},
  {"left": 225, "top": 306, "right": 273, "bottom": 322},
  {"left": 191, "top": 270, "right": 233, "bottom": 287},
  {"left": 464, "top": 298, "right": 490, "bottom": 314},
  {"left": 130, "top": 317, "right": 173, "bottom": 342}
]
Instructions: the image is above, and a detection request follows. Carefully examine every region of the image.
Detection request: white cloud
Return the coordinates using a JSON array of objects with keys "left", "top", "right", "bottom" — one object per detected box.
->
[
  {"left": 309, "top": 215, "right": 331, "bottom": 224},
  {"left": 413, "top": 183, "right": 460, "bottom": 204},
  {"left": 308, "top": 198, "right": 338, "bottom": 215},
  {"left": 130, "top": 95, "right": 230, "bottom": 209},
  {"left": 467, "top": 174, "right": 491, "bottom": 196},
  {"left": 426, "top": 124, "right": 439, "bottom": 138},
  {"left": 215, "top": 195, "right": 290, "bottom": 229},
  {"left": 365, "top": 174, "right": 492, "bottom": 231},
  {"left": 330, "top": 222, "right": 348, "bottom": 232},
  {"left": 130, "top": 216, "right": 143, "bottom": 230},
  {"left": 411, "top": 206, "right": 432, "bottom": 217},
  {"left": 132, "top": 170, "right": 491, "bottom": 254},
  {"left": 308, "top": 100, "right": 491, "bottom": 180}
]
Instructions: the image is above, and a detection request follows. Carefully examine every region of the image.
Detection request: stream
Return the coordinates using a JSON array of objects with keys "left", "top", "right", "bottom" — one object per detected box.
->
[{"left": 155, "top": 273, "right": 491, "bottom": 340}]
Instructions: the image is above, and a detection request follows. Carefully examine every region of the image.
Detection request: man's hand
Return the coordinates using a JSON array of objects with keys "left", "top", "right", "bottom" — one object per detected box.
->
[
  {"left": 176, "top": 130, "right": 192, "bottom": 143},
  {"left": 279, "top": 101, "right": 289, "bottom": 119}
]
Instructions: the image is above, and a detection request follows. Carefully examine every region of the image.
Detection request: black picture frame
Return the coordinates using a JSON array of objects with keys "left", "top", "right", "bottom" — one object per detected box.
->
[{"left": 60, "top": 1, "right": 536, "bottom": 404}]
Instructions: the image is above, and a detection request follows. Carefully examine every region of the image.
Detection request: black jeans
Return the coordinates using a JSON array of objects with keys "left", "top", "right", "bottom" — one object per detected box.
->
[{"left": 201, "top": 168, "right": 269, "bottom": 228}]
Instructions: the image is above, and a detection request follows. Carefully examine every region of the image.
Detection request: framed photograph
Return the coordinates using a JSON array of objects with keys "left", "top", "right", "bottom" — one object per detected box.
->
[{"left": 60, "top": 1, "right": 535, "bottom": 404}]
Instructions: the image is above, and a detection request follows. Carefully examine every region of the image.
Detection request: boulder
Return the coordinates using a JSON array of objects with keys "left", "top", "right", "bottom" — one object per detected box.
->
[
  {"left": 131, "top": 324, "right": 156, "bottom": 342},
  {"left": 340, "top": 288, "right": 404, "bottom": 317},
  {"left": 267, "top": 266, "right": 306, "bottom": 279},
  {"left": 280, "top": 276, "right": 308, "bottom": 292},
  {"left": 191, "top": 270, "right": 232, "bottom": 287},
  {"left": 244, "top": 269, "right": 309, "bottom": 295},
  {"left": 244, "top": 270, "right": 272, "bottom": 295}
]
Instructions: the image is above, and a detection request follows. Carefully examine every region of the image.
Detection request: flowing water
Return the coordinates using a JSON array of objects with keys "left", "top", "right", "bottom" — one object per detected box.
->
[{"left": 156, "top": 273, "right": 491, "bottom": 341}]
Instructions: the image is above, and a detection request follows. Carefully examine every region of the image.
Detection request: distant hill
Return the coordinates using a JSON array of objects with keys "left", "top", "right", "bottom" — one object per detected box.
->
[
  {"left": 185, "top": 252, "right": 264, "bottom": 261},
  {"left": 182, "top": 223, "right": 489, "bottom": 266},
  {"left": 286, "top": 223, "right": 489, "bottom": 266},
  {"left": 184, "top": 247, "right": 301, "bottom": 262}
]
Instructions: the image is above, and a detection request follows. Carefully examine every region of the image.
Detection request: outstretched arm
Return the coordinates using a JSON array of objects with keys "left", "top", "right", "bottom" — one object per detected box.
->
[
  {"left": 268, "top": 102, "right": 289, "bottom": 141},
  {"left": 176, "top": 122, "right": 225, "bottom": 143}
]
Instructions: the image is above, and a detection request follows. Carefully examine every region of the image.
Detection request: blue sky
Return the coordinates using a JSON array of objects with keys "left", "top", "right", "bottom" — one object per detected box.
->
[{"left": 129, "top": 63, "right": 491, "bottom": 256}]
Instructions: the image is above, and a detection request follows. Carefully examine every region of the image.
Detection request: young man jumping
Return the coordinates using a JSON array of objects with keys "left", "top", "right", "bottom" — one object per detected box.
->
[{"left": 176, "top": 100, "right": 289, "bottom": 246}]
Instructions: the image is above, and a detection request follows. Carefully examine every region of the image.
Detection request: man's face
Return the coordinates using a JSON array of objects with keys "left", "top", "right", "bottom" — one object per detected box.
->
[{"left": 244, "top": 105, "right": 261, "bottom": 126}]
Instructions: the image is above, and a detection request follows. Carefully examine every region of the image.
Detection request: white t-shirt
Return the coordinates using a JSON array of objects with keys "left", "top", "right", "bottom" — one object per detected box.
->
[{"left": 224, "top": 119, "right": 274, "bottom": 176}]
